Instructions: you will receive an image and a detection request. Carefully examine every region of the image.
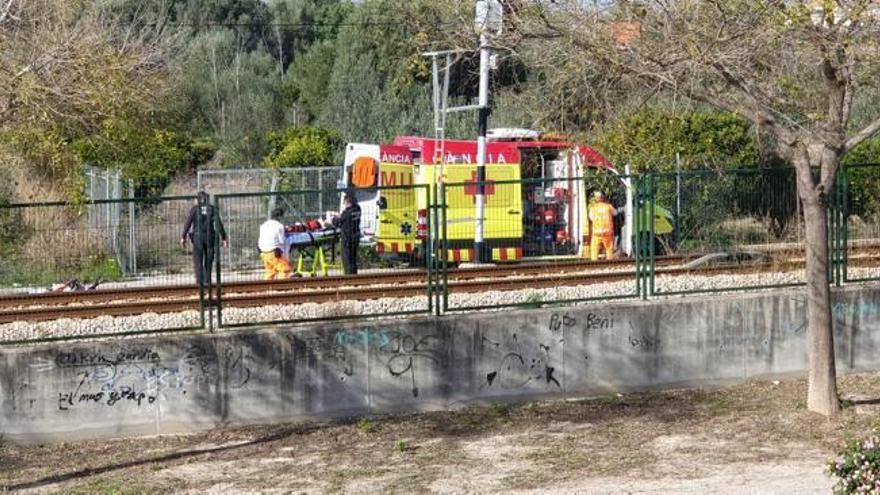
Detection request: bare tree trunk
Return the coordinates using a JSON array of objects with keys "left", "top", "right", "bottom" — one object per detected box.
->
[{"left": 796, "top": 164, "right": 840, "bottom": 416}]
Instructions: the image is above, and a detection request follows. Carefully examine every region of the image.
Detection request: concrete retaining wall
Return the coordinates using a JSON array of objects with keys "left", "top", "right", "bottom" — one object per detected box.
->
[{"left": 3, "top": 286, "right": 880, "bottom": 443}]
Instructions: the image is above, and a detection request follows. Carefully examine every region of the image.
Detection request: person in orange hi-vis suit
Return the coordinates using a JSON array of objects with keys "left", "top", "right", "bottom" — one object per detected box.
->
[{"left": 588, "top": 191, "right": 617, "bottom": 261}]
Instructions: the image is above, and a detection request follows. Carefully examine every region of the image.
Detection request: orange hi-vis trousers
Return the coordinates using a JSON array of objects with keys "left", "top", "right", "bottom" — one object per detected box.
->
[
  {"left": 260, "top": 251, "right": 292, "bottom": 280},
  {"left": 590, "top": 234, "right": 615, "bottom": 261}
]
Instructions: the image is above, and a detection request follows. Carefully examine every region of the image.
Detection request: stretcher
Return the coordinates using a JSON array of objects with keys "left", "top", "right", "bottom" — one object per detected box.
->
[{"left": 285, "top": 227, "right": 340, "bottom": 277}]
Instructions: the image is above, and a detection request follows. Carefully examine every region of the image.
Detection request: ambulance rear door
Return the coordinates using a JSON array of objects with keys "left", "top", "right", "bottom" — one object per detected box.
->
[
  {"left": 376, "top": 163, "right": 417, "bottom": 256},
  {"left": 342, "top": 143, "right": 380, "bottom": 243}
]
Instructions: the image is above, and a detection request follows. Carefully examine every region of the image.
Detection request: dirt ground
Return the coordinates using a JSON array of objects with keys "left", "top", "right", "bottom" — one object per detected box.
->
[{"left": 4, "top": 372, "right": 880, "bottom": 494}]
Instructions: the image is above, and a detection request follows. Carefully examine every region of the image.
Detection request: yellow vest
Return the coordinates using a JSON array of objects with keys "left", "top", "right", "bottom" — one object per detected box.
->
[{"left": 589, "top": 201, "right": 614, "bottom": 235}]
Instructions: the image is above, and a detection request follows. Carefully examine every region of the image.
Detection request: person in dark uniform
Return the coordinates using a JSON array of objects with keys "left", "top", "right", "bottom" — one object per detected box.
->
[
  {"left": 333, "top": 193, "right": 361, "bottom": 275},
  {"left": 180, "top": 191, "right": 227, "bottom": 286}
]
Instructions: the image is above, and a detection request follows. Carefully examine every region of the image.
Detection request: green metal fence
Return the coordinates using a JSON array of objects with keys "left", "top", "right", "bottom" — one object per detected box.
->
[
  {"left": 839, "top": 164, "right": 880, "bottom": 283},
  {"left": 438, "top": 176, "right": 642, "bottom": 313},
  {"left": 642, "top": 168, "right": 807, "bottom": 296},
  {"left": 213, "top": 185, "right": 434, "bottom": 328},
  {"left": 4, "top": 163, "right": 880, "bottom": 344},
  {"left": 0, "top": 195, "right": 208, "bottom": 344}
]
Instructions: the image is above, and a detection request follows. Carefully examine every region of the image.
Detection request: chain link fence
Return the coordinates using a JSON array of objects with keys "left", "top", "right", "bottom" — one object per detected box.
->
[{"left": 197, "top": 167, "right": 341, "bottom": 217}]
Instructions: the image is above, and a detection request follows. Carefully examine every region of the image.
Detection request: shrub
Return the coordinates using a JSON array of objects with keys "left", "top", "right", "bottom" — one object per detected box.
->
[
  {"left": 827, "top": 431, "right": 880, "bottom": 494},
  {"left": 73, "top": 122, "right": 214, "bottom": 198},
  {"left": 592, "top": 108, "right": 762, "bottom": 173},
  {"left": 263, "top": 126, "right": 342, "bottom": 170}
]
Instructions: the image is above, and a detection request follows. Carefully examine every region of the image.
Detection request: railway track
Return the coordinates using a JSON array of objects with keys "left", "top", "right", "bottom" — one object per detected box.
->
[
  {"left": 0, "top": 255, "right": 687, "bottom": 310},
  {"left": 2, "top": 252, "right": 878, "bottom": 324}
]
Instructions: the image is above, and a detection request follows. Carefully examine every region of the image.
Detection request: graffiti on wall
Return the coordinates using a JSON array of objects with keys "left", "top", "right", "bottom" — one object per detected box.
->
[
  {"left": 297, "top": 327, "right": 443, "bottom": 398},
  {"left": 15, "top": 342, "right": 255, "bottom": 413}
]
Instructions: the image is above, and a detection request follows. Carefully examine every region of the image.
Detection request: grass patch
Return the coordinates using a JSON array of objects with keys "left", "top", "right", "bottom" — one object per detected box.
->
[
  {"left": 357, "top": 417, "right": 377, "bottom": 434},
  {"left": 60, "top": 477, "right": 164, "bottom": 495},
  {"left": 488, "top": 403, "right": 511, "bottom": 418},
  {"left": 393, "top": 438, "right": 409, "bottom": 453}
]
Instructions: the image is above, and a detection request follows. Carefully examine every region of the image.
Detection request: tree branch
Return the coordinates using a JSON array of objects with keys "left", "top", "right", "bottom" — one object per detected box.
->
[
  {"left": 845, "top": 116, "right": 880, "bottom": 153},
  {"left": 0, "top": 0, "right": 14, "bottom": 24}
]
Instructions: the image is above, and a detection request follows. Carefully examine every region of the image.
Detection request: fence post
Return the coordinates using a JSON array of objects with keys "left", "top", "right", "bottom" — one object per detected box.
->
[
  {"left": 842, "top": 166, "right": 849, "bottom": 284},
  {"left": 633, "top": 175, "right": 643, "bottom": 299},
  {"left": 213, "top": 194, "right": 224, "bottom": 329},
  {"left": 424, "top": 184, "right": 434, "bottom": 316},
  {"left": 128, "top": 179, "right": 137, "bottom": 274},
  {"left": 638, "top": 175, "right": 649, "bottom": 300},
  {"left": 441, "top": 182, "right": 449, "bottom": 313},
  {"left": 428, "top": 181, "right": 443, "bottom": 316},
  {"left": 649, "top": 173, "right": 656, "bottom": 297}
]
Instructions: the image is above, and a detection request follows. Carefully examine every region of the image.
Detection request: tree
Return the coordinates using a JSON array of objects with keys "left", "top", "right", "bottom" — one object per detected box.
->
[
  {"left": 0, "top": 0, "right": 170, "bottom": 193},
  {"left": 0, "top": 0, "right": 167, "bottom": 131},
  {"left": 504, "top": 0, "right": 880, "bottom": 415},
  {"left": 173, "top": 29, "right": 284, "bottom": 164}
]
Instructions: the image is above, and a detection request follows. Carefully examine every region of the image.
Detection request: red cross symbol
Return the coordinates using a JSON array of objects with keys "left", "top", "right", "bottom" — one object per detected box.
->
[{"left": 463, "top": 171, "right": 496, "bottom": 204}]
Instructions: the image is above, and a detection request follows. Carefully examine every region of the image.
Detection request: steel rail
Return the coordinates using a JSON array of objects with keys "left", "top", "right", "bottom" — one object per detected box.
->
[
  {"left": 0, "top": 256, "right": 689, "bottom": 310},
  {"left": 5, "top": 253, "right": 879, "bottom": 323},
  {"left": 0, "top": 259, "right": 819, "bottom": 323}
]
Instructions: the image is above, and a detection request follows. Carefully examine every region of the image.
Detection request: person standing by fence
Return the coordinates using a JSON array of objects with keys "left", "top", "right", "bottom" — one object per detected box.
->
[
  {"left": 180, "top": 191, "right": 227, "bottom": 286},
  {"left": 259, "top": 207, "right": 292, "bottom": 280},
  {"left": 333, "top": 193, "right": 361, "bottom": 275},
  {"left": 588, "top": 191, "right": 616, "bottom": 261}
]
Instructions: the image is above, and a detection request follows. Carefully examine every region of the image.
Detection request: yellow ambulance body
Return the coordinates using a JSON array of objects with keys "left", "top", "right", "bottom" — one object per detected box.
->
[
  {"left": 375, "top": 162, "right": 417, "bottom": 256},
  {"left": 415, "top": 163, "right": 524, "bottom": 262}
]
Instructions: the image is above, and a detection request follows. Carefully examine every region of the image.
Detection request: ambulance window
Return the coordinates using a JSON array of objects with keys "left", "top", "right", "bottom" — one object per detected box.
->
[{"left": 411, "top": 150, "right": 422, "bottom": 163}]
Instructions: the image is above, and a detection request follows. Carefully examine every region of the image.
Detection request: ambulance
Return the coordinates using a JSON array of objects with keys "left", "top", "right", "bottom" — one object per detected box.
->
[{"left": 339, "top": 129, "right": 674, "bottom": 263}]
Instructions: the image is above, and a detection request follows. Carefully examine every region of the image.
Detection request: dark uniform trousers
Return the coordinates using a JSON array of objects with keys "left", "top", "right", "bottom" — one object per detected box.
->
[
  {"left": 192, "top": 237, "right": 215, "bottom": 287},
  {"left": 334, "top": 204, "right": 361, "bottom": 275},
  {"left": 342, "top": 241, "right": 358, "bottom": 275}
]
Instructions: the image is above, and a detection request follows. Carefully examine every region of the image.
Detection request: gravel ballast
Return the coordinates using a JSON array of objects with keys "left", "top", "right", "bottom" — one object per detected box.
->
[{"left": 1, "top": 266, "right": 878, "bottom": 343}]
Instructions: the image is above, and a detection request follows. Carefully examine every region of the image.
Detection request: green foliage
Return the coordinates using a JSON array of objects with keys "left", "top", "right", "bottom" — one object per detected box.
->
[
  {"left": 393, "top": 438, "right": 409, "bottom": 453},
  {"left": 843, "top": 138, "right": 880, "bottom": 217},
  {"left": 827, "top": 431, "right": 880, "bottom": 494},
  {"left": 287, "top": 41, "right": 338, "bottom": 121},
  {"left": 314, "top": 0, "right": 473, "bottom": 142},
  {"left": 357, "top": 417, "right": 377, "bottom": 434},
  {"left": 172, "top": 28, "right": 284, "bottom": 165},
  {"left": 72, "top": 121, "right": 212, "bottom": 197},
  {"left": 0, "top": 169, "right": 27, "bottom": 259},
  {"left": 594, "top": 109, "right": 762, "bottom": 172},
  {"left": 79, "top": 257, "right": 125, "bottom": 283},
  {"left": 263, "top": 126, "right": 342, "bottom": 169},
  {"left": 0, "top": 254, "right": 124, "bottom": 287}
]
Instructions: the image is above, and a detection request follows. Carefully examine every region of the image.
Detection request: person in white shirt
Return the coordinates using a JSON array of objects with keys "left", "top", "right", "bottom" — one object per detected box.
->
[{"left": 258, "top": 208, "right": 291, "bottom": 280}]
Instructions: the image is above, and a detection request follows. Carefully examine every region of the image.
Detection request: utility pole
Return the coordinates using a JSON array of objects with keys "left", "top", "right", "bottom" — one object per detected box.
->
[{"left": 474, "top": 0, "right": 502, "bottom": 263}]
